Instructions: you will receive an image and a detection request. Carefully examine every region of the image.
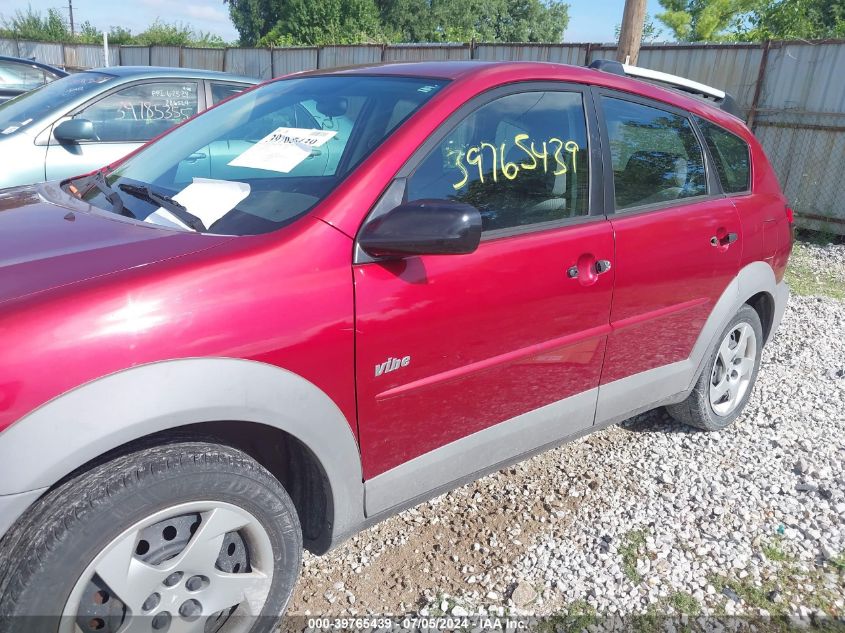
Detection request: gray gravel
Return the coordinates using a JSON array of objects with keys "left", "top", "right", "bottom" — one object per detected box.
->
[{"left": 289, "top": 243, "right": 845, "bottom": 622}]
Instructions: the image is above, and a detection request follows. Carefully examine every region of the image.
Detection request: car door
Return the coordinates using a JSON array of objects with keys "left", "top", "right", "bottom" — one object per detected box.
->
[
  {"left": 45, "top": 79, "right": 202, "bottom": 181},
  {"left": 354, "top": 85, "right": 615, "bottom": 490},
  {"left": 593, "top": 91, "right": 742, "bottom": 404}
]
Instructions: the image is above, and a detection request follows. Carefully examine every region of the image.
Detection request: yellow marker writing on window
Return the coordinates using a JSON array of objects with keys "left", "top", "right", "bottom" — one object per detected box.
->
[{"left": 449, "top": 135, "right": 580, "bottom": 190}]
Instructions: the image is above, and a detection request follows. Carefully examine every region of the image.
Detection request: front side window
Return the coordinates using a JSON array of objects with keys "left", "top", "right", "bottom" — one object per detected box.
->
[
  {"left": 696, "top": 117, "right": 750, "bottom": 193},
  {"left": 77, "top": 75, "right": 445, "bottom": 236},
  {"left": 602, "top": 97, "right": 706, "bottom": 210},
  {"left": 407, "top": 91, "right": 590, "bottom": 233},
  {"left": 74, "top": 82, "right": 199, "bottom": 142}
]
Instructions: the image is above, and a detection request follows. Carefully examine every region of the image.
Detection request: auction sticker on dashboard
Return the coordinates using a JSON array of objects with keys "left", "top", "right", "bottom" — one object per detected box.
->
[{"left": 228, "top": 127, "right": 336, "bottom": 173}]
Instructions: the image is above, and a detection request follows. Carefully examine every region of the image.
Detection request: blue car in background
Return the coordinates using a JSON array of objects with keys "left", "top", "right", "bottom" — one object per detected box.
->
[
  {"left": 0, "top": 55, "right": 67, "bottom": 103},
  {"left": 0, "top": 66, "right": 256, "bottom": 189}
]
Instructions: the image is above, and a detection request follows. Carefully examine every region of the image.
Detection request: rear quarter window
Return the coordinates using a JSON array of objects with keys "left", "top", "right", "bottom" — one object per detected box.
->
[{"left": 695, "top": 117, "right": 751, "bottom": 193}]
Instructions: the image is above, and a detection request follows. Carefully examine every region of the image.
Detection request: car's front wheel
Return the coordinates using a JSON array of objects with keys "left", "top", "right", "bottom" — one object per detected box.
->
[
  {"left": 666, "top": 304, "right": 764, "bottom": 431},
  {"left": 0, "top": 441, "right": 302, "bottom": 633}
]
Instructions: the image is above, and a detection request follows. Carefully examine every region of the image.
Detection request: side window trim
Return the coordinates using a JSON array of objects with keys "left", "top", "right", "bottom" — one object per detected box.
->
[
  {"left": 689, "top": 115, "right": 725, "bottom": 195},
  {"left": 395, "top": 81, "right": 607, "bottom": 232},
  {"left": 693, "top": 116, "right": 752, "bottom": 196},
  {"left": 591, "top": 86, "right": 724, "bottom": 216},
  {"left": 52, "top": 78, "right": 206, "bottom": 145}
]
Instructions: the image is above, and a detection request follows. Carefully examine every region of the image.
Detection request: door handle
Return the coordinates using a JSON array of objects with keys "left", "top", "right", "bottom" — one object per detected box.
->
[
  {"left": 567, "top": 259, "right": 611, "bottom": 279},
  {"left": 711, "top": 232, "right": 739, "bottom": 247}
]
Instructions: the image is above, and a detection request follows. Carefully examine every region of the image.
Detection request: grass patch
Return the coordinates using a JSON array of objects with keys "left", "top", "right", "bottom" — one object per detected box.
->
[
  {"left": 668, "top": 591, "right": 701, "bottom": 616},
  {"left": 539, "top": 600, "right": 598, "bottom": 633},
  {"left": 619, "top": 529, "right": 647, "bottom": 584},
  {"left": 708, "top": 556, "right": 845, "bottom": 621},
  {"left": 762, "top": 537, "right": 790, "bottom": 562},
  {"left": 785, "top": 241, "right": 845, "bottom": 300}
]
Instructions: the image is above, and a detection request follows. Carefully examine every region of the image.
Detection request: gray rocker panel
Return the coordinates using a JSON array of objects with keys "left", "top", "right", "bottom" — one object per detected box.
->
[
  {"left": 364, "top": 388, "right": 598, "bottom": 516},
  {"left": 0, "top": 358, "right": 365, "bottom": 549}
]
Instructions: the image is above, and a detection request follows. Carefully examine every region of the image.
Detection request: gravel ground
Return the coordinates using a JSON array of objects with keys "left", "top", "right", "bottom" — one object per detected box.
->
[{"left": 289, "top": 239, "right": 845, "bottom": 624}]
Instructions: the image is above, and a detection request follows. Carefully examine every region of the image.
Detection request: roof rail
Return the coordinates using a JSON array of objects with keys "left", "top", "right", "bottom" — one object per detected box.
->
[{"left": 588, "top": 59, "right": 741, "bottom": 118}]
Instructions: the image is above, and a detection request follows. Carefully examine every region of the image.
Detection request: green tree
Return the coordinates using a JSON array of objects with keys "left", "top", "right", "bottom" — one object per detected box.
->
[
  {"left": 107, "top": 26, "right": 136, "bottom": 46},
  {"left": 228, "top": 0, "right": 569, "bottom": 45},
  {"left": 131, "top": 20, "right": 226, "bottom": 47},
  {"left": 376, "top": 0, "right": 435, "bottom": 41},
  {"left": 0, "top": 6, "right": 70, "bottom": 41},
  {"left": 743, "top": 0, "right": 845, "bottom": 39},
  {"left": 224, "top": 0, "right": 275, "bottom": 45},
  {"left": 428, "top": 0, "right": 570, "bottom": 43},
  {"left": 255, "top": 0, "right": 385, "bottom": 45},
  {"left": 656, "top": 0, "right": 756, "bottom": 41},
  {"left": 614, "top": 14, "right": 665, "bottom": 42}
]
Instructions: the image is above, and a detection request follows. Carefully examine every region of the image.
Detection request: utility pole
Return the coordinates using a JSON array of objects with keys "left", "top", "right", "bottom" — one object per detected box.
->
[
  {"left": 68, "top": 0, "right": 75, "bottom": 36},
  {"left": 616, "top": 0, "right": 646, "bottom": 65}
]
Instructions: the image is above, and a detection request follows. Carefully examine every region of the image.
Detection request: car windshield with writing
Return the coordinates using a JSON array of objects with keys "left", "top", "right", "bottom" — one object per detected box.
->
[
  {"left": 76, "top": 75, "right": 447, "bottom": 236},
  {"left": 0, "top": 71, "right": 115, "bottom": 136}
]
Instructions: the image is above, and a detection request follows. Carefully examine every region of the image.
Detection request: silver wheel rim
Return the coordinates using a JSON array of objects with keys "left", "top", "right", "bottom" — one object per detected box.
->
[
  {"left": 61, "top": 501, "right": 274, "bottom": 633},
  {"left": 709, "top": 322, "right": 757, "bottom": 417}
]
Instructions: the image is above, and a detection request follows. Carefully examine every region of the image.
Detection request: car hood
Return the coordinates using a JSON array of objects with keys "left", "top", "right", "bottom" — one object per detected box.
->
[{"left": 0, "top": 182, "right": 230, "bottom": 304}]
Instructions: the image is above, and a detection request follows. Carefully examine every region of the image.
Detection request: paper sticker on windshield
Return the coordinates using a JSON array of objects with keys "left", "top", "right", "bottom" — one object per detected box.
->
[
  {"left": 145, "top": 178, "right": 250, "bottom": 231},
  {"left": 228, "top": 127, "right": 337, "bottom": 173}
]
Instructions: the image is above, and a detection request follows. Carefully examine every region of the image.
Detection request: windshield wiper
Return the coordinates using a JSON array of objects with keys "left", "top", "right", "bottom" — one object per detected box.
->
[
  {"left": 91, "top": 171, "right": 135, "bottom": 218},
  {"left": 118, "top": 183, "right": 206, "bottom": 232}
]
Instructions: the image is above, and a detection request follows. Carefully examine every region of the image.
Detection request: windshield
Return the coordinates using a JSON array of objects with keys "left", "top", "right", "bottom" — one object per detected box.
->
[
  {"left": 76, "top": 75, "right": 446, "bottom": 236},
  {"left": 0, "top": 71, "right": 114, "bottom": 135}
]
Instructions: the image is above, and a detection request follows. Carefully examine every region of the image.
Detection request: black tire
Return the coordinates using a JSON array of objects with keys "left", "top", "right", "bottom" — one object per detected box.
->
[
  {"left": 666, "top": 304, "right": 764, "bottom": 431},
  {"left": 0, "top": 441, "right": 302, "bottom": 633}
]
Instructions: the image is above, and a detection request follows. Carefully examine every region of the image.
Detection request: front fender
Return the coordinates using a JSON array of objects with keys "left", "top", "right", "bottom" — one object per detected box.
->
[{"left": 0, "top": 358, "right": 364, "bottom": 546}]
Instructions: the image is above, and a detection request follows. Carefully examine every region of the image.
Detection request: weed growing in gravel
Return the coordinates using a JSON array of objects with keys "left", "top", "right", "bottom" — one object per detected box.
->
[
  {"left": 706, "top": 554, "right": 845, "bottom": 623},
  {"left": 539, "top": 600, "right": 598, "bottom": 632},
  {"left": 619, "top": 529, "right": 647, "bottom": 584},
  {"left": 668, "top": 591, "right": 702, "bottom": 616},
  {"left": 762, "top": 537, "right": 790, "bottom": 562}
]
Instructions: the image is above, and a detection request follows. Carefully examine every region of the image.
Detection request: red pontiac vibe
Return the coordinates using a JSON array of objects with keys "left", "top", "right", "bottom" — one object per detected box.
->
[{"left": 0, "top": 60, "right": 792, "bottom": 631}]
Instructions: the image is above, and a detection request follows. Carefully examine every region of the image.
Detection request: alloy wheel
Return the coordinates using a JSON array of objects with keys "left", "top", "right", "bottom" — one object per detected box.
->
[{"left": 709, "top": 322, "right": 758, "bottom": 417}]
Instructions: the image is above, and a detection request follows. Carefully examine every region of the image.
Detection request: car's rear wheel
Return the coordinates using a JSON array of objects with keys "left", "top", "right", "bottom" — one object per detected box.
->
[
  {"left": 666, "top": 304, "right": 763, "bottom": 431},
  {"left": 0, "top": 441, "right": 302, "bottom": 633}
]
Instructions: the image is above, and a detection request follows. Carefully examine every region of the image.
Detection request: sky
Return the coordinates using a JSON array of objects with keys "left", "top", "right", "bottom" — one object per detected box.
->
[{"left": 3, "top": 0, "right": 668, "bottom": 44}]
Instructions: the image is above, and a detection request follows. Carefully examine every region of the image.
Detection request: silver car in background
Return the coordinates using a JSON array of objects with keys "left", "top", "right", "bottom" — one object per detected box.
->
[{"left": 0, "top": 66, "right": 256, "bottom": 189}]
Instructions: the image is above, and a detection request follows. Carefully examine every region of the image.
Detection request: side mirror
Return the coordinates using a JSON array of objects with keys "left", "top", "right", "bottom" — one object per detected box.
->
[
  {"left": 359, "top": 199, "right": 482, "bottom": 259},
  {"left": 54, "top": 118, "right": 96, "bottom": 143}
]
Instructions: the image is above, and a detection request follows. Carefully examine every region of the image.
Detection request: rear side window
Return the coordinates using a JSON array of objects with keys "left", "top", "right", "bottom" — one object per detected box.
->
[
  {"left": 696, "top": 117, "right": 750, "bottom": 193},
  {"left": 602, "top": 97, "right": 706, "bottom": 210},
  {"left": 210, "top": 82, "right": 248, "bottom": 105},
  {"left": 0, "top": 60, "right": 49, "bottom": 91},
  {"left": 407, "top": 90, "right": 590, "bottom": 233}
]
